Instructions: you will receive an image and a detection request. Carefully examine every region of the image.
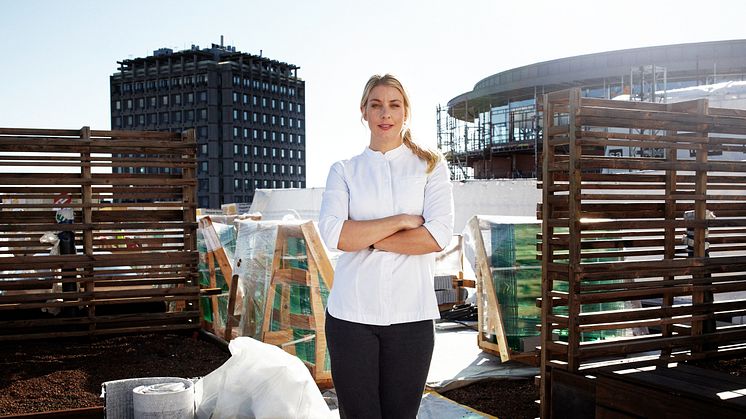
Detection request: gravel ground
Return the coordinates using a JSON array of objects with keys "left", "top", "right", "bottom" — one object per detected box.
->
[{"left": 2, "top": 332, "right": 743, "bottom": 418}]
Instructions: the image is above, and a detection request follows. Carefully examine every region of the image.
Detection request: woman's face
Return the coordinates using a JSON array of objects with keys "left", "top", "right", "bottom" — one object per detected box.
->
[{"left": 362, "top": 85, "right": 407, "bottom": 142}]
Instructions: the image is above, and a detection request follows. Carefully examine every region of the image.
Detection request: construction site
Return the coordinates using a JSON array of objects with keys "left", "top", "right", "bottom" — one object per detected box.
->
[{"left": 3, "top": 39, "right": 746, "bottom": 419}]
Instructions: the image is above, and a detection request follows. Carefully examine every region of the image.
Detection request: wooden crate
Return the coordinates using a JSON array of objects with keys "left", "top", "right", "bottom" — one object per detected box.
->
[
  {"left": 0, "top": 127, "right": 198, "bottom": 341},
  {"left": 468, "top": 215, "right": 541, "bottom": 364},
  {"left": 538, "top": 89, "right": 746, "bottom": 417},
  {"left": 201, "top": 218, "right": 335, "bottom": 387}
]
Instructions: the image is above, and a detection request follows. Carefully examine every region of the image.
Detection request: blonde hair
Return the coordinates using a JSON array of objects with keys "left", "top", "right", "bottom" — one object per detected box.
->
[{"left": 360, "top": 74, "right": 442, "bottom": 173}]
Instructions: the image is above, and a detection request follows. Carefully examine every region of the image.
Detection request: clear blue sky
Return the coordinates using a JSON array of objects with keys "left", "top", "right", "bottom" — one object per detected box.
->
[{"left": 2, "top": 0, "right": 745, "bottom": 186}]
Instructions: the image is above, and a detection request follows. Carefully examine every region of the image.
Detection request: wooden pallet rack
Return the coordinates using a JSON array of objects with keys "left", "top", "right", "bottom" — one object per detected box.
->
[
  {"left": 0, "top": 127, "right": 198, "bottom": 341},
  {"left": 539, "top": 89, "right": 746, "bottom": 417}
]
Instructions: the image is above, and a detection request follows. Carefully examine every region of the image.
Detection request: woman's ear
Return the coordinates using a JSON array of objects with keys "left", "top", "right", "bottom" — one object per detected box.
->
[{"left": 361, "top": 106, "right": 368, "bottom": 121}]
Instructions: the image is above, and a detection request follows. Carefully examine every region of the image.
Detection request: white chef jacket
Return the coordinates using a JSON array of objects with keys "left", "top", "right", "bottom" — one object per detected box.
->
[{"left": 318, "top": 144, "right": 454, "bottom": 326}]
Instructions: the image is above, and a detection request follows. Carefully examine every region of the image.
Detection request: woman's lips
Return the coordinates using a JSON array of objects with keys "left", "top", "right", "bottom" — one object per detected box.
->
[{"left": 378, "top": 124, "right": 393, "bottom": 130}]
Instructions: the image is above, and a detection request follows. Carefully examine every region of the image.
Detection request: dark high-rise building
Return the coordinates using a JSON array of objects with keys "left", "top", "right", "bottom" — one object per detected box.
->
[{"left": 110, "top": 40, "right": 306, "bottom": 208}]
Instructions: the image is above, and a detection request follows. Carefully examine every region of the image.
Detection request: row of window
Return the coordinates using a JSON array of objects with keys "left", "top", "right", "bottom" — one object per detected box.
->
[
  {"left": 231, "top": 76, "right": 299, "bottom": 96},
  {"left": 231, "top": 161, "right": 303, "bottom": 176},
  {"left": 231, "top": 112, "right": 303, "bottom": 128},
  {"left": 230, "top": 144, "right": 304, "bottom": 160},
  {"left": 231, "top": 92, "right": 303, "bottom": 113},
  {"left": 113, "top": 92, "right": 208, "bottom": 111},
  {"left": 113, "top": 109, "right": 208, "bottom": 128},
  {"left": 117, "top": 75, "right": 209, "bottom": 94},
  {"left": 197, "top": 161, "right": 303, "bottom": 175},
  {"left": 233, "top": 178, "right": 302, "bottom": 191},
  {"left": 228, "top": 128, "right": 304, "bottom": 144}
]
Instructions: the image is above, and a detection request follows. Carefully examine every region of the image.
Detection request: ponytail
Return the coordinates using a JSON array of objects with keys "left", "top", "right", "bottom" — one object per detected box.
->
[{"left": 402, "top": 128, "right": 442, "bottom": 174}]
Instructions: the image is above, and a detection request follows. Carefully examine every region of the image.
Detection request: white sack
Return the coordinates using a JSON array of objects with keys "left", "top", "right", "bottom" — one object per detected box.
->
[{"left": 194, "top": 336, "right": 330, "bottom": 419}]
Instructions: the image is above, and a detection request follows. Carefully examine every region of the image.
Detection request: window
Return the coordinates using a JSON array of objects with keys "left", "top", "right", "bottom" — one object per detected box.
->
[
  {"left": 197, "top": 126, "right": 208, "bottom": 139},
  {"left": 233, "top": 109, "right": 239, "bottom": 121},
  {"left": 253, "top": 96, "right": 258, "bottom": 106},
  {"left": 243, "top": 94, "right": 249, "bottom": 104},
  {"left": 114, "top": 100, "right": 121, "bottom": 110},
  {"left": 234, "top": 162, "right": 239, "bottom": 173},
  {"left": 198, "top": 91, "right": 207, "bottom": 103},
  {"left": 298, "top": 150, "right": 303, "bottom": 160},
  {"left": 243, "top": 111, "right": 249, "bottom": 121},
  {"left": 244, "top": 145, "right": 249, "bottom": 155},
  {"left": 186, "top": 92, "right": 194, "bottom": 105},
  {"left": 244, "top": 128, "right": 249, "bottom": 138},
  {"left": 233, "top": 144, "right": 240, "bottom": 155},
  {"left": 289, "top": 149, "right": 294, "bottom": 159},
  {"left": 172, "top": 111, "right": 182, "bottom": 123},
  {"left": 289, "top": 118, "right": 294, "bottom": 128},
  {"left": 198, "top": 109, "right": 207, "bottom": 121},
  {"left": 253, "top": 163, "right": 259, "bottom": 173},
  {"left": 297, "top": 104, "right": 303, "bottom": 113},
  {"left": 126, "top": 99, "right": 133, "bottom": 110},
  {"left": 234, "top": 178, "right": 241, "bottom": 190},
  {"left": 244, "top": 162, "right": 249, "bottom": 173},
  {"left": 271, "top": 148, "right": 277, "bottom": 158},
  {"left": 280, "top": 101, "right": 285, "bottom": 111},
  {"left": 298, "top": 119, "right": 303, "bottom": 129},
  {"left": 289, "top": 134, "right": 294, "bottom": 143},
  {"left": 280, "top": 117, "right": 285, "bottom": 127},
  {"left": 271, "top": 132, "right": 276, "bottom": 142},
  {"left": 161, "top": 95, "right": 169, "bottom": 106},
  {"left": 253, "top": 112, "right": 258, "bottom": 123},
  {"left": 244, "top": 179, "right": 250, "bottom": 190},
  {"left": 253, "top": 146, "right": 258, "bottom": 156},
  {"left": 298, "top": 165, "right": 303, "bottom": 175},
  {"left": 173, "top": 94, "right": 181, "bottom": 105},
  {"left": 159, "top": 112, "right": 169, "bottom": 123},
  {"left": 138, "top": 114, "right": 145, "bottom": 125},
  {"left": 288, "top": 102, "right": 294, "bottom": 112},
  {"left": 200, "top": 161, "right": 208, "bottom": 173},
  {"left": 200, "top": 144, "right": 208, "bottom": 155},
  {"left": 232, "top": 75, "right": 241, "bottom": 86},
  {"left": 271, "top": 115, "right": 276, "bottom": 126},
  {"left": 262, "top": 130, "right": 267, "bottom": 140},
  {"left": 253, "top": 129, "right": 258, "bottom": 140},
  {"left": 271, "top": 99, "right": 276, "bottom": 109},
  {"left": 262, "top": 147, "right": 268, "bottom": 157},
  {"left": 262, "top": 97, "right": 267, "bottom": 108},
  {"left": 233, "top": 92, "right": 239, "bottom": 103},
  {"left": 113, "top": 116, "right": 122, "bottom": 128},
  {"left": 149, "top": 97, "right": 157, "bottom": 108},
  {"left": 272, "top": 164, "right": 277, "bottom": 174},
  {"left": 263, "top": 163, "right": 268, "bottom": 173},
  {"left": 281, "top": 165, "right": 286, "bottom": 174},
  {"left": 281, "top": 149, "right": 286, "bottom": 158},
  {"left": 185, "top": 110, "right": 195, "bottom": 122},
  {"left": 159, "top": 79, "right": 168, "bottom": 89},
  {"left": 290, "top": 165, "right": 294, "bottom": 175},
  {"left": 262, "top": 114, "right": 267, "bottom": 124},
  {"left": 148, "top": 113, "right": 157, "bottom": 124},
  {"left": 298, "top": 135, "right": 303, "bottom": 144},
  {"left": 138, "top": 98, "right": 145, "bottom": 109}
]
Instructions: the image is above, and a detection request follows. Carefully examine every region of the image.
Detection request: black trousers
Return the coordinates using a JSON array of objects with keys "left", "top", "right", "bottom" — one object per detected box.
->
[{"left": 325, "top": 311, "right": 435, "bottom": 419}]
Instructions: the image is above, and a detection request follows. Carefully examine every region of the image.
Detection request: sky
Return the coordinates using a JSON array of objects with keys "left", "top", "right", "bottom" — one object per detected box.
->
[{"left": 2, "top": 0, "right": 746, "bottom": 187}]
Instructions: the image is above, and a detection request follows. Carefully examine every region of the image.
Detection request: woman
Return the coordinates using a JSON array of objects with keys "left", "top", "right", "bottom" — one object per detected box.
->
[{"left": 319, "top": 74, "right": 454, "bottom": 418}]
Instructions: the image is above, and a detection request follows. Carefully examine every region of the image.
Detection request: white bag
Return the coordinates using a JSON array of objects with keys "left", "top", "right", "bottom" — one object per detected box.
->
[{"left": 194, "top": 337, "right": 331, "bottom": 419}]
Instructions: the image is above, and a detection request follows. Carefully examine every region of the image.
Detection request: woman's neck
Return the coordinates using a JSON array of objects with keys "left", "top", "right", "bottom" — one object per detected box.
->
[{"left": 369, "top": 135, "right": 403, "bottom": 154}]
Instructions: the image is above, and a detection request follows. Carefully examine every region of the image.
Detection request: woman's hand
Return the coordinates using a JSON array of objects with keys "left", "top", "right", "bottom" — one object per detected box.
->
[{"left": 397, "top": 214, "right": 425, "bottom": 230}]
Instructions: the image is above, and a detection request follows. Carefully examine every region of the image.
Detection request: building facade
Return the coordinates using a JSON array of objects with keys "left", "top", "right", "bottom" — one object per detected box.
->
[
  {"left": 110, "top": 41, "right": 306, "bottom": 208},
  {"left": 439, "top": 39, "right": 746, "bottom": 180}
]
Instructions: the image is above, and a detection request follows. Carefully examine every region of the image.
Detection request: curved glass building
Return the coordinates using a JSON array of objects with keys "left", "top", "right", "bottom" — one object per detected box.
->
[{"left": 438, "top": 39, "right": 746, "bottom": 179}]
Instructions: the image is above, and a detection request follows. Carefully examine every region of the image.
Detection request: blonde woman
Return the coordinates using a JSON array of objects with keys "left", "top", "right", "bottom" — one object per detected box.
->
[{"left": 319, "top": 74, "right": 454, "bottom": 418}]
